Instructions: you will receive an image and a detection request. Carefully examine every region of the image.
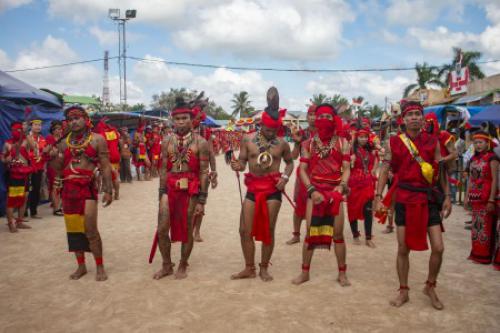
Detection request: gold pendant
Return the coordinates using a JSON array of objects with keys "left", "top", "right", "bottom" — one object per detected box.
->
[{"left": 257, "top": 151, "right": 273, "bottom": 169}]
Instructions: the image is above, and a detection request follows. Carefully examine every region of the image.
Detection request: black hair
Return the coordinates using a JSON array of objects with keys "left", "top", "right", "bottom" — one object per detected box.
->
[{"left": 50, "top": 120, "right": 63, "bottom": 134}]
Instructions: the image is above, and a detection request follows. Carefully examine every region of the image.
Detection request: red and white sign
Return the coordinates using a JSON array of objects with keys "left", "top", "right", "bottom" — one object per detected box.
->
[{"left": 449, "top": 66, "right": 469, "bottom": 95}]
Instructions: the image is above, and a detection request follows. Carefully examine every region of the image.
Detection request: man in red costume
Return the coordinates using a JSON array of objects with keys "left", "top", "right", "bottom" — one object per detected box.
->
[
  {"left": 145, "top": 125, "right": 162, "bottom": 178},
  {"left": 133, "top": 124, "right": 150, "bottom": 181},
  {"left": 95, "top": 120, "right": 122, "bottom": 200},
  {"left": 26, "top": 118, "right": 47, "bottom": 219},
  {"left": 46, "top": 120, "right": 64, "bottom": 216},
  {"left": 53, "top": 106, "right": 113, "bottom": 281},
  {"left": 292, "top": 104, "right": 351, "bottom": 286},
  {"left": 286, "top": 103, "right": 316, "bottom": 245},
  {"left": 153, "top": 98, "right": 210, "bottom": 280},
  {"left": 1, "top": 122, "right": 34, "bottom": 232},
  {"left": 230, "top": 87, "right": 294, "bottom": 281},
  {"left": 424, "top": 113, "right": 458, "bottom": 168},
  {"left": 347, "top": 126, "right": 378, "bottom": 247},
  {"left": 375, "top": 100, "right": 452, "bottom": 310},
  {"left": 191, "top": 104, "right": 218, "bottom": 242}
]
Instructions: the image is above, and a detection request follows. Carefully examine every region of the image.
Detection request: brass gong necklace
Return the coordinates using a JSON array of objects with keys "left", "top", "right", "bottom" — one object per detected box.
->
[{"left": 255, "top": 131, "right": 276, "bottom": 169}]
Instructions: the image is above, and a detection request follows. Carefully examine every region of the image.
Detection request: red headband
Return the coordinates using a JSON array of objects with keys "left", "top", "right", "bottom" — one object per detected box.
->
[
  {"left": 171, "top": 107, "right": 193, "bottom": 117},
  {"left": 401, "top": 102, "right": 423, "bottom": 117},
  {"left": 315, "top": 104, "right": 336, "bottom": 117},
  {"left": 357, "top": 128, "right": 371, "bottom": 136},
  {"left": 66, "top": 107, "right": 89, "bottom": 118}
]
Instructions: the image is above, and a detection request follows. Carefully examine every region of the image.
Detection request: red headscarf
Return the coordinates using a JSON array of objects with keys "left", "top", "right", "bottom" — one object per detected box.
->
[
  {"left": 261, "top": 109, "right": 286, "bottom": 129},
  {"left": 314, "top": 104, "right": 343, "bottom": 141},
  {"left": 424, "top": 112, "right": 439, "bottom": 134}
]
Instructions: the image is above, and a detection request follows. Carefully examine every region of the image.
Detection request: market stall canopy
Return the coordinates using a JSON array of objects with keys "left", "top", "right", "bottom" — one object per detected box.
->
[
  {"left": 469, "top": 105, "right": 500, "bottom": 126},
  {"left": 0, "top": 71, "right": 61, "bottom": 107},
  {"left": 91, "top": 112, "right": 169, "bottom": 130},
  {"left": 202, "top": 116, "right": 221, "bottom": 128}
]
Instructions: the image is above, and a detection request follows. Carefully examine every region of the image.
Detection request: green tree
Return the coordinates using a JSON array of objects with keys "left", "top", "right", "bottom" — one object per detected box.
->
[
  {"left": 130, "top": 103, "right": 145, "bottom": 112},
  {"left": 310, "top": 93, "right": 328, "bottom": 105},
  {"left": 403, "top": 62, "right": 445, "bottom": 97},
  {"left": 231, "top": 91, "right": 254, "bottom": 119},
  {"left": 438, "top": 48, "right": 485, "bottom": 85}
]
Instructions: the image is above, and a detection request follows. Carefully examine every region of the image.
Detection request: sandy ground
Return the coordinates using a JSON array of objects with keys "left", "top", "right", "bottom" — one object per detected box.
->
[{"left": 0, "top": 154, "right": 499, "bottom": 333}]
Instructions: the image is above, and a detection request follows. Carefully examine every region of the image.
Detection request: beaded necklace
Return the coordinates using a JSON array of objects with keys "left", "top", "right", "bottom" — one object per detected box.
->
[
  {"left": 171, "top": 132, "right": 194, "bottom": 171},
  {"left": 313, "top": 135, "right": 337, "bottom": 158}
]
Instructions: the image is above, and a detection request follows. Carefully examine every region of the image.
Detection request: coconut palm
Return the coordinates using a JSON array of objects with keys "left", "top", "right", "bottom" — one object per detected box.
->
[
  {"left": 438, "top": 48, "right": 485, "bottom": 85},
  {"left": 231, "top": 91, "right": 253, "bottom": 119},
  {"left": 403, "top": 62, "right": 445, "bottom": 97},
  {"left": 310, "top": 93, "right": 328, "bottom": 105}
]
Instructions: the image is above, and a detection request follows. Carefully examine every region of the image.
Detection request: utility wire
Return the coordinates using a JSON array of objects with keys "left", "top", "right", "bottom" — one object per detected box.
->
[
  {"left": 4, "top": 57, "right": 119, "bottom": 73},
  {"left": 127, "top": 56, "right": 500, "bottom": 73},
  {"left": 3, "top": 55, "right": 500, "bottom": 73}
]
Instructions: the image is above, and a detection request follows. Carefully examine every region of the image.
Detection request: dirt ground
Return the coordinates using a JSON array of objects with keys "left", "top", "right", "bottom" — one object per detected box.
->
[{"left": 0, "top": 155, "right": 499, "bottom": 333}]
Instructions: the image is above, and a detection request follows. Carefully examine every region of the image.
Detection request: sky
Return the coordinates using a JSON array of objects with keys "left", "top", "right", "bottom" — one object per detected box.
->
[{"left": 1, "top": 0, "right": 500, "bottom": 113}]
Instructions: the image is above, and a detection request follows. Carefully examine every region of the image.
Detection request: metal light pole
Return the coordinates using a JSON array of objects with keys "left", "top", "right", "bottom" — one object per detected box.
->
[{"left": 109, "top": 8, "right": 136, "bottom": 107}]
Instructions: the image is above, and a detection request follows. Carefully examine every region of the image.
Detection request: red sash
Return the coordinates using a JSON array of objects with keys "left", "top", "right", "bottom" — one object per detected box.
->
[
  {"left": 167, "top": 172, "right": 199, "bottom": 243},
  {"left": 244, "top": 172, "right": 281, "bottom": 245}
]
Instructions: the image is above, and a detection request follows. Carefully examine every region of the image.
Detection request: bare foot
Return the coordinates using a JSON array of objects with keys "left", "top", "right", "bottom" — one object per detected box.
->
[
  {"left": 259, "top": 266, "right": 273, "bottom": 282},
  {"left": 70, "top": 265, "right": 87, "bottom": 280},
  {"left": 292, "top": 272, "right": 310, "bottom": 285},
  {"left": 286, "top": 235, "right": 300, "bottom": 245},
  {"left": 174, "top": 262, "right": 189, "bottom": 280},
  {"left": 337, "top": 272, "right": 351, "bottom": 287},
  {"left": 16, "top": 222, "right": 32, "bottom": 229},
  {"left": 352, "top": 237, "right": 361, "bottom": 245},
  {"left": 390, "top": 291, "right": 410, "bottom": 307},
  {"left": 230, "top": 266, "right": 256, "bottom": 280},
  {"left": 423, "top": 285, "right": 444, "bottom": 310},
  {"left": 153, "top": 263, "right": 174, "bottom": 280},
  {"left": 194, "top": 233, "right": 203, "bottom": 242},
  {"left": 8, "top": 223, "right": 18, "bottom": 233},
  {"left": 366, "top": 240, "right": 376, "bottom": 248},
  {"left": 382, "top": 226, "right": 394, "bottom": 234},
  {"left": 95, "top": 266, "right": 108, "bottom": 281}
]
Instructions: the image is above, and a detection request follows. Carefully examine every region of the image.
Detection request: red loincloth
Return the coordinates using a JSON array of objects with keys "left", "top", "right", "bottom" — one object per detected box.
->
[
  {"left": 244, "top": 172, "right": 281, "bottom": 245},
  {"left": 167, "top": 172, "right": 200, "bottom": 243}
]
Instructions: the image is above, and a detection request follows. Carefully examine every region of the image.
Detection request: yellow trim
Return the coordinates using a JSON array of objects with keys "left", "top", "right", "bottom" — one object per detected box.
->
[
  {"left": 111, "top": 163, "right": 120, "bottom": 170},
  {"left": 398, "top": 134, "right": 434, "bottom": 184},
  {"left": 105, "top": 131, "right": 118, "bottom": 141},
  {"left": 444, "top": 135, "right": 455, "bottom": 146},
  {"left": 64, "top": 214, "right": 85, "bottom": 233},
  {"left": 8, "top": 186, "right": 25, "bottom": 197},
  {"left": 309, "top": 225, "right": 334, "bottom": 237}
]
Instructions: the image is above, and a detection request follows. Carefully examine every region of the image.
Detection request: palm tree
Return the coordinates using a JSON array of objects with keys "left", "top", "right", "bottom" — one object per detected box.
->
[
  {"left": 310, "top": 93, "right": 328, "bottom": 105},
  {"left": 231, "top": 91, "right": 253, "bottom": 119},
  {"left": 403, "top": 62, "right": 445, "bottom": 97},
  {"left": 438, "top": 48, "right": 485, "bottom": 85}
]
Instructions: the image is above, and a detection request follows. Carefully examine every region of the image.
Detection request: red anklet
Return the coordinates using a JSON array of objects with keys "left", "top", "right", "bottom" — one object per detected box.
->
[
  {"left": 95, "top": 257, "right": 103, "bottom": 266},
  {"left": 338, "top": 264, "right": 347, "bottom": 272},
  {"left": 425, "top": 280, "right": 437, "bottom": 288},
  {"left": 302, "top": 264, "right": 310, "bottom": 272},
  {"left": 76, "top": 255, "right": 85, "bottom": 265},
  {"left": 398, "top": 285, "right": 410, "bottom": 291},
  {"left": 259, "top": 262, "right": 272, "bottom": 269},
  {"left": 334, "top": 239, "right": 345, "bottom": 244},
  {"left": 293, "top": 232, "right": 300, "bottom": 237}
]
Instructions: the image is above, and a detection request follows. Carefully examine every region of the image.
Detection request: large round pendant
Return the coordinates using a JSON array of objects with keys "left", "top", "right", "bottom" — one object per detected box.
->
[{"left": 257, "top": 151, "right": 273, "bottom": 169}]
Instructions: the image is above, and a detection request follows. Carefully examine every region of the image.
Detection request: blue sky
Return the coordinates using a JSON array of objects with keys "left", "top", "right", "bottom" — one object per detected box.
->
[{"left": 1, "top": 0, "right": 499, "bottom": 112}]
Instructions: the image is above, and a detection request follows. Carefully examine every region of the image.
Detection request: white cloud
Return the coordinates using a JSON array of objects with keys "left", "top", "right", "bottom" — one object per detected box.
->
[
  {"left": 3, "top": 35, "right": 146, "bottom": 104},
  {"left": 306, "top": 73, "right": 414, "bottom": 106},
  {"left": 386, "top": 0, "right": 465, "bottom": 26},
  {"left": 0, "top": 49, "right": 12, "bottom": 68},
  {"left": 132, "top": 55, "right": 272, "bottom": 111},
  {"left": 173, "top": 0, "right": 354, "bottom": 60},
  {"left": 408, "top": 26, "right": 477, "bottom": 57},
  {"left": 89, "top": 26, "right": 116, "bottom": 46},
  {"left": 381, "top": 29, "right": 401, "bottom": 44},
  {"left": 0, "top": 0, "right": 31, "bottom": 12}
]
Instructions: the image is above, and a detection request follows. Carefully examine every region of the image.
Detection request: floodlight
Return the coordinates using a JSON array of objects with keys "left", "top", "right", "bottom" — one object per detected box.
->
[
  {"left": 108, "top": 8, "right": 120, "bottom": 20},
  {"left": 125, "top": 10, "right": 137, "bottom": 19}
]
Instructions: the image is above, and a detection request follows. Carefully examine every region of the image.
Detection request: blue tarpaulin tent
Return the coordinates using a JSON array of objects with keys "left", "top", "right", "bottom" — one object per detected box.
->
[
  {"left": 0, "top": 71, "right": 63, "bottom": 215},
  {"left": 202, "top": 115, "right": 221, "bottom": 128},
  {"left": 469, "top": 105, "right": 500, "bottom": 126}
]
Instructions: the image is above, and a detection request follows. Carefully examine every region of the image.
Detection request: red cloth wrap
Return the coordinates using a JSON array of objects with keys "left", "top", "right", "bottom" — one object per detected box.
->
[
  {"left": 62, "top": 169, "right": 96, "bottom": 214},
  {"left": 244, "top": 172, "right": 281, "bottom": 245},
  {"left": 313, "top": 184, "right": 343, "bottom": 217},
  {"left": 167, "top": 172, "right": 200, "bottom": 243},
  {"left": 293, "top": 167, "right": 307, "bottom": 218},
  {"left": 347, "top": 148, "right": 376, "bottom": 221}
]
